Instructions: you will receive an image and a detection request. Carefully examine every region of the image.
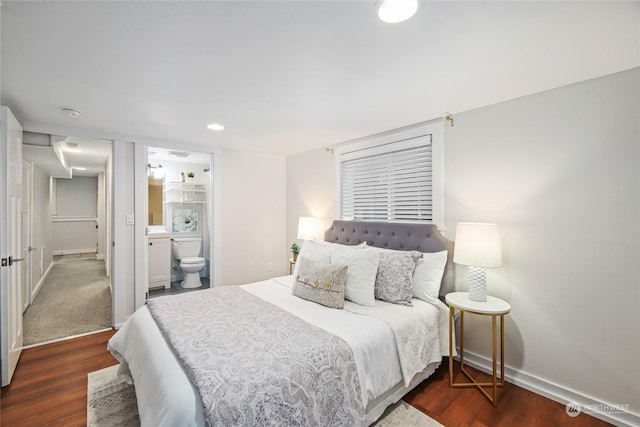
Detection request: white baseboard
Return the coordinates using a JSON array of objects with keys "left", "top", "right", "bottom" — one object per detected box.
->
[
  {"left": 52, "top": 249, "right": 98, "bottom": 256},
  {"left": 457, "top": 349, "right": 639, "bottom": 427},
  {"left": 31, "top": 262, "right": 54, "bottom": 301}
]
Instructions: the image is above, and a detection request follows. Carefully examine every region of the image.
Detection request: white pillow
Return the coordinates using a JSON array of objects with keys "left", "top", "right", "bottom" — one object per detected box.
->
[
  {"left": 412, "top": 250, "right": 448, "bottom": 304},
  {"left": 293, "top": 240, "right": 365, "bottom": 277},
  {"left": 313, "top": 239, "right": 367, "bottom": 252},
  {"left": 293, "top": 240, "right": 331, "bottom": 277},
  {"left": 331, "top": 247, "right": 379, "bottom": 307}
]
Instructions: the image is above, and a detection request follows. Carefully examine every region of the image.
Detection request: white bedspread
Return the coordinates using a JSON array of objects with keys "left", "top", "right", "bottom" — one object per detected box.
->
[
  {"left": 345, "top": 292, "right": 451, "bottom": 386},
  {"left": 108, "top": 276, "right": 450, "bottom": 427}
]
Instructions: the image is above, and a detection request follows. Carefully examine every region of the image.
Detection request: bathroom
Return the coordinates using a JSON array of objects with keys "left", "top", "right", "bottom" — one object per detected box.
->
[{"left": 147, "top": 147, "right": 213, "bottom": 297}]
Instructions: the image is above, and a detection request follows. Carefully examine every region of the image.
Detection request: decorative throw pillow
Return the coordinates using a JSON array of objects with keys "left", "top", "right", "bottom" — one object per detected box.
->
[
  {"left": 412, "top": 250, "right": 448, "bottom": 304},
  {"left": 292, "top": 256, "right": 348, "bottom": 309},
  {"left": 331, "top": 247, "right": 379, "bottom": 307},
  {"left": 374, "top": 251, "right": 421, "bottom": 306}
]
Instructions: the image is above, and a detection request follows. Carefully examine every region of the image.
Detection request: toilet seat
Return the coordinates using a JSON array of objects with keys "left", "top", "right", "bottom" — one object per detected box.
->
[{"left": 181, "top": 257, "right": 205, "bottom": 265}]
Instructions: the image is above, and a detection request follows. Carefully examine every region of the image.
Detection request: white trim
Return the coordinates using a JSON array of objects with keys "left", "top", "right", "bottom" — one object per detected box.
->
[
  {"left": 20, "top": 328, "right": 113, "bottom": 350},
  {"left": 111, "top": 140, "right": 127, "bottom": 327},
  {"left": 456, "top": 349, "right": 640, "bottom": 427},
  {"left": 31, "top": 259, "right": 54, "bottom": 302},
  {"left": 334, "top": 119, "right": 445, "bottom": 229},
  {"left": 211, "top": 149, "right": 222, "bottom": 287},
  {"left": 52, "top": 248, "right": 97, "bottom": 256},
  {"left": 51, "top": 216, "right": 97, "bottom": 222},
  {"left": 133, "top": 143, "right": 148, "bottom": 309}
]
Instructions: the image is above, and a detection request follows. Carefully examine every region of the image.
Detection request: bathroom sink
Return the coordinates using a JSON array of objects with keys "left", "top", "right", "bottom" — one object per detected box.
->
[{"left": 148, "top": 228, "right": 171, "bottom": 238}]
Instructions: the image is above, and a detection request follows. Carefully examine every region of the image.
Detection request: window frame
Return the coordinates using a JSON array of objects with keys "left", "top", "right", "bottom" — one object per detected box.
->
[{"left": 334, "top": 120, "right": 444, "bottom": 229}]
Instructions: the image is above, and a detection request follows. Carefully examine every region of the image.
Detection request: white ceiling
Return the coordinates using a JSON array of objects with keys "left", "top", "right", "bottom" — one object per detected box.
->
[{"left": 2, "top": 1, "right": 639, "bottom": 158}]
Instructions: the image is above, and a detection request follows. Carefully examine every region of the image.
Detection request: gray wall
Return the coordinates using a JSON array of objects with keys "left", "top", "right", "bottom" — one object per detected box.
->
[
  {"left": 443, "top": 67, "right": 639, "bottom": 417},
  {"left": 285, "top": 68, "right": 640, "bottom": 418}
]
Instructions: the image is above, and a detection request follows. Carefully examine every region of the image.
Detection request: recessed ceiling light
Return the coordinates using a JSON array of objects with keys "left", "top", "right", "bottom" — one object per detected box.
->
[
  {"left": 207, "top": 123, "right": 224, "bottom": 131},
  {"left": 67, "top": 142, "right": 79, "bottom": 148},
  {"left": 73, "top": 167, "right": 87, "bottom": 171},
  {"left": 61, "top": 108, "right": 81, "bottom": 119},
  {"left": 378, "top": 0, "right": 418, "bottom": 23}
]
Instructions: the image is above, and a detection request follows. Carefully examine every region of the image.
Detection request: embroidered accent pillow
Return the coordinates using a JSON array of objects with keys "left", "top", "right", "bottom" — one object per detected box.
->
[
  {"left": 374, "top": 250, "right": 421, "bottom": 306},
  {"left": 292, "top": 256, "right": 348, "bottom": 309}
]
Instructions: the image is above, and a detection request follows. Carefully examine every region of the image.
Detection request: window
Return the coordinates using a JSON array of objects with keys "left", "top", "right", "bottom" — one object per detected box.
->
[{"left": 336, "top": 121, "right": 443, "bottom": 227}]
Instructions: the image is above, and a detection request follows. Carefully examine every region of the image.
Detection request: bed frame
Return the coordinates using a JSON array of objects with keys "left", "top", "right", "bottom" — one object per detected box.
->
[{"left": 324, "top": 220, "right": 455, "bottom": 296}]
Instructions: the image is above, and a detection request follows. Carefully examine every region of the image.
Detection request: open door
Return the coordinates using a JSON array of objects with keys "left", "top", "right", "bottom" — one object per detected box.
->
[{"left": 1, "top": 107, "right": 24, "bottom": 386}]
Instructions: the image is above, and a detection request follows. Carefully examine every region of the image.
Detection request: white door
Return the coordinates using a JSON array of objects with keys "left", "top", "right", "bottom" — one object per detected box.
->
[
  {"left": 1, "top": 107, "right": 24, "bottom": 386},
  {"left": 21, "top": 160, "right": 32, "bottom": 312}
]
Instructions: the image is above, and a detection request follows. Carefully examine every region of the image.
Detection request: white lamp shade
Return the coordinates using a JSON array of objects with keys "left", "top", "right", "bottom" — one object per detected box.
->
[
  {"left": 453, "top": 222, "right": 502, "bottom": 268},
  {"left": 297, "top": 217, "right": 326, "bottom": 241}
]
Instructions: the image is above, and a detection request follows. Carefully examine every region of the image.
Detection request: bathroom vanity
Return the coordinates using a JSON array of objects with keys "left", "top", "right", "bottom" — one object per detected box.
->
[{"left": 148, "top": 229, "right": 171, "bottom": 289}]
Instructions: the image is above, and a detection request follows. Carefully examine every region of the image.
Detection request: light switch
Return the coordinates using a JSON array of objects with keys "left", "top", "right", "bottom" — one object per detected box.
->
[{"left": 126, "top": 214, "right": 135, "bottom": 225}]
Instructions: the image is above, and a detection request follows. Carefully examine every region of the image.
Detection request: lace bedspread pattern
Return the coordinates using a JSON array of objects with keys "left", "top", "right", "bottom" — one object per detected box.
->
[{"left": 146, "top": 286, "right": 364, "bottom": 427}]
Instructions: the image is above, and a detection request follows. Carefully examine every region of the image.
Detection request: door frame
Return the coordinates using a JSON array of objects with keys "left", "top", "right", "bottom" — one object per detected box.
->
[{"left": 21, "top": 159, "right": 33, "bottom": 312}]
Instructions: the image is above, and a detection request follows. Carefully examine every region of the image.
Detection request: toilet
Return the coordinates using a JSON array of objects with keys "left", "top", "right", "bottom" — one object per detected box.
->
[{"left": 172, "top": 237, "right": 206, "bottom": 288}]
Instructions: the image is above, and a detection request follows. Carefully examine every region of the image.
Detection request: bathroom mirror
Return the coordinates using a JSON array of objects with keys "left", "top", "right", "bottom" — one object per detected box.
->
[{"left": 148, "top": 176, "right": 164, "bottom": 225}]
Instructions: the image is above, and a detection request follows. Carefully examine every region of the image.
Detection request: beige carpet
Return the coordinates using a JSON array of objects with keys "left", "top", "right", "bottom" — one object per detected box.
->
[
  {"left": 87, "top": 365, "right": 444, "bottom": 426},
  {"left": 24, "top": 259, "right": 111, "bottom": 345}
]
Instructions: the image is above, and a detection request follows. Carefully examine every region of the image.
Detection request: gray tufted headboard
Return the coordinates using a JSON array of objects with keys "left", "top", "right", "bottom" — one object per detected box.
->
[{"left": 324, "top": 220, "right": 455, "bottom": 296}]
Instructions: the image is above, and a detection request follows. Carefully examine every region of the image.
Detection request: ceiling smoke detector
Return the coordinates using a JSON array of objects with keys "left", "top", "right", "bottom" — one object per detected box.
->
[{"left": 61, "top": 108, "right": 81, "bottom": 119}]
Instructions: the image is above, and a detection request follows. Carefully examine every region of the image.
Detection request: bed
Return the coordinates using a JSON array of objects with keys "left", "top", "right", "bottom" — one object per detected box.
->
[{"left": 108, "top": 220, "right": 455, "bottom": 426}]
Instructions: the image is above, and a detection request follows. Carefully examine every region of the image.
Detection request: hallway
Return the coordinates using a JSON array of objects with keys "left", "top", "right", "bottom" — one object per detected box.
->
[{"left": 23, "top": 256, "right": 112, "bottom": 346}]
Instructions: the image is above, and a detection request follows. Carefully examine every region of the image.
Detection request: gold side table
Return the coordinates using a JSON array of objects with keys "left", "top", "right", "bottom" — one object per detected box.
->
[{"left": 446, "top": 291, "right": 511, "bottom": 406}]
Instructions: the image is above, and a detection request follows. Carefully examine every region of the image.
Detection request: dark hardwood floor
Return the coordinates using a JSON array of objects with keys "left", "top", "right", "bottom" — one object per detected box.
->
[
  {"left": 405, "top": 359, "right": 612, "bottom": 427},
  {"left": 1, "top": 330, "right": 611, "bottom": 427},
  {"left": 1, "top": 330, "right": 117, "bottom": 426}
]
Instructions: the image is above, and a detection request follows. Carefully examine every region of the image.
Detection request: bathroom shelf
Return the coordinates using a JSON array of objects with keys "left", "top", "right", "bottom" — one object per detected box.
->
[{"left": 164, "top": 182, "right": 206, "bottom": 204}]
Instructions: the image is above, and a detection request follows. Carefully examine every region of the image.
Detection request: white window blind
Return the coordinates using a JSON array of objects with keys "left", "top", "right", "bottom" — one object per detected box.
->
[{"left": 340, "top": 134, "right": 433, "bottom": 222}]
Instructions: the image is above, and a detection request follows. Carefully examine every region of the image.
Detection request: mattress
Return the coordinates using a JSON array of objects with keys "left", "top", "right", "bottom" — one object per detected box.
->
[{"left": 108, "top": 275, "right": 450, "bottom": 426}]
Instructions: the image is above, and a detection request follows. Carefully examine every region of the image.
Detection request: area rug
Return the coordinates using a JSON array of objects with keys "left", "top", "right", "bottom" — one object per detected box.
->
[
  {"left": 88, "top": 365, "right": 443, "bottom": 426},
  {"left": 24, "top": 259, "right": 111, "bottom": 345}
]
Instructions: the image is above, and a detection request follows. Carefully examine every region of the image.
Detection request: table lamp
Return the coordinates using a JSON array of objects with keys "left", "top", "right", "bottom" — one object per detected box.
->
[
  {"left": 297, "top": 217, "right": 325, "bottom": 241},
  {"left": 453, "top": 222, "right": 502, "bottom": 302}
]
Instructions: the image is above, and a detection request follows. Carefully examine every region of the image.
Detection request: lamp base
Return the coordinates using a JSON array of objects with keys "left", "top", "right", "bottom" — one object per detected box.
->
[{"left": 468, "top": 266, "right": 487, "bottom": 302}]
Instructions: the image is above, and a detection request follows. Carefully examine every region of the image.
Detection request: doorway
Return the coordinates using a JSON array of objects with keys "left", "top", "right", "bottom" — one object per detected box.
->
[
  {"left": 143, "top": 147, "right": 214, "bottom": 300},
  {"left": 21, "top": 135, "right": 113, "bottom": 346}
]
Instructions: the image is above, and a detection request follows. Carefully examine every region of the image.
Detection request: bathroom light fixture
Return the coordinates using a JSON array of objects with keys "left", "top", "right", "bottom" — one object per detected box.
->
[
  {"left": 169, "top": 150, "right": 189, "bottom": 158},
  {"left": 148, "top": 164, "right": 164, "bottom": 178},
  {"left": 207, "top": 123, "right": 224, "bottom": 131},
  {"left": 378, "top": 0, "right": 418, "bottom": 23},
  {"left": 61, "top": 108, "right": 81, "bottom": 119}
]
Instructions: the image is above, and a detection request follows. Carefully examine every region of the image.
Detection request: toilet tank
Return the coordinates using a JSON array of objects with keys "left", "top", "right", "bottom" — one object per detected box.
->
[{"left": 172, "top": 237, "right": 202, "bottom": 259}]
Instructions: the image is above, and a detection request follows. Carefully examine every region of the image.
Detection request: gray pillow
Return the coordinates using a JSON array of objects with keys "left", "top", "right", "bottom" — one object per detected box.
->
[
  {"left": 292, "top": 256, "right": 348, "bottom": 309},
  {"left": 374, "top": 251, "right": 420, "bottom": 306}
]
